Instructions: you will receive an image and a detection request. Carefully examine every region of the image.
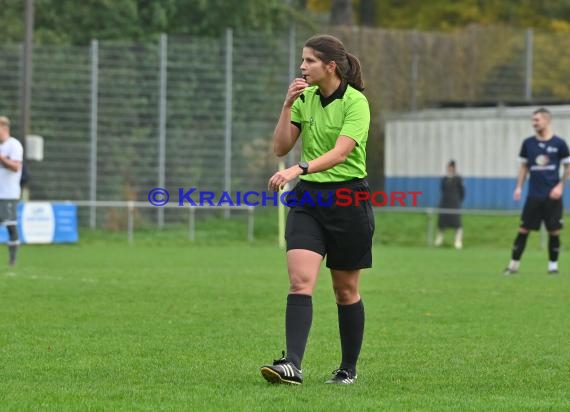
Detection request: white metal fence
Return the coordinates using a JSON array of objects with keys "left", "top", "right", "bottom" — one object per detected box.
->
[
  {"left": 50, "top": 201, "right": 539, "bottom": 248},
  {"left": 64, "top": 200, "right": 255, "bottom": 243},
  {"left": 2, "top": 26, "right": 570, "bottom": 229},
  {"left": 1, "top": 30, "right": 302, "bottom": 228}
]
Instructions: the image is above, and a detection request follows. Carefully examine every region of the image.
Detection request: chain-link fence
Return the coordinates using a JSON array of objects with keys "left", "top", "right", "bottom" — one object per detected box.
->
[{"left": 1, "top": 26, "right": 570, "bottom": 228}]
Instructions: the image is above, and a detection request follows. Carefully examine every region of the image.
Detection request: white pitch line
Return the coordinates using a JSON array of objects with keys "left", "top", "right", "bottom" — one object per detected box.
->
[{"left": 2, "top": 272, "right": 100, "bottom": 284}]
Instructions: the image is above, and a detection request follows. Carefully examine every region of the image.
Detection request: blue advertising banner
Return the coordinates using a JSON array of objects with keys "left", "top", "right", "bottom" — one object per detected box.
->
[{"left": 0, "top": 202, "right": 78, "bottom": 244}]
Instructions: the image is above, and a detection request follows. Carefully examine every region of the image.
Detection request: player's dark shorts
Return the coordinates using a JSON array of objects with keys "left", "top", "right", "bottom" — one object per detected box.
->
[
  {"left": 520, "top": 196, "right": 563, "bottom": 231},
  {"left": 285, "top": 178, "right": 375, "bottom": 270},
  {"left": 0, "top": 199, "right": 18, "bottom": 224},
  {"left": 438, "top": 210, "right": 461, "bottom": 229}
]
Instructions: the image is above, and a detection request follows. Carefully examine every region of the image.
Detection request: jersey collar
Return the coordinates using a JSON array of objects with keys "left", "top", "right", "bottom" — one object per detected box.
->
[
  {"left": 535, "top": 132, "right": 555, "bottom": 141},
  {"left": 316, "top": 81, "right": 348, "bottom": 108}
]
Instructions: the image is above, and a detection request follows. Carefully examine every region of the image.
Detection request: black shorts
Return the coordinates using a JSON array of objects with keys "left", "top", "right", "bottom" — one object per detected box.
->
[
  {"left": 285, "top": 178, "right": 375, "bottom": 270},
  {"left": 438, "top": 212, "right": 461, "bottom": 229},
  {"left": 520, "top": 197, "right": 563, "bottom": 231},
  {"left": 0, "top": 199, "right": 18, "bottom": 225}
]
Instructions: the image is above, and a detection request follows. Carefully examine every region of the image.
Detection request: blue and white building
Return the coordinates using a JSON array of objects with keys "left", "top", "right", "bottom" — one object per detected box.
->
[{"left": 385, "top": 106, "right": 570, "bottom": 209}]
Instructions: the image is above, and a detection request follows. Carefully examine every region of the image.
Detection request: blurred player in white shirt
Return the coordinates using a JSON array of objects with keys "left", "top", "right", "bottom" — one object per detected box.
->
[{"left": 0, "top": 116, "right": 24, "bottom": 266}]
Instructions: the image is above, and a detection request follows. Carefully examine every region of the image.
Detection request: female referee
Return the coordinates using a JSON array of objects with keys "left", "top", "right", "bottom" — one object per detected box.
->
[{"left": 260, "top": 34, "right": 374, "bottom": 385}]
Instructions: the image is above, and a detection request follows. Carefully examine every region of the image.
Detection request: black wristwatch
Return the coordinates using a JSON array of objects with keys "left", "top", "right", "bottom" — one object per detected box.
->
[{"left": 298, "top": 161, "right": 309, "bottom": 175}]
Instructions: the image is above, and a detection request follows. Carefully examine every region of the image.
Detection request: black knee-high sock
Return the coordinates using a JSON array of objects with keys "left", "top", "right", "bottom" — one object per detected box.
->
[
  {"left": 8, "top": 243, "right": 17, "bottom": 264},
  {"left": 7, "top": 225, "right": 18, "bottom": 265},
  {"left": 338, "top": 299, "right": 365, "bottom": 373},
  {"left": 285, "top": 294, "right": 312, "bottom": 369},
  {"left": 512, "top": 232, "right": 529, "bottom": 260},
  {"left": 549, "top": 235, "right": 560, "bottom": 262}
]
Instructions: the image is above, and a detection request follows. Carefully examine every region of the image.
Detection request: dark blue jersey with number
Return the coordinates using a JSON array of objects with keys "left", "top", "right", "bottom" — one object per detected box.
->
[{"left": 519, "top": 135, "right": 570, "bottom": 198}]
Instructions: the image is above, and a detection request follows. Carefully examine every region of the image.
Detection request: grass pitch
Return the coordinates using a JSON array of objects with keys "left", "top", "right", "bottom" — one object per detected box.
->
[{"left": 1, "top": 235, "right": 569, "bottom": 411}]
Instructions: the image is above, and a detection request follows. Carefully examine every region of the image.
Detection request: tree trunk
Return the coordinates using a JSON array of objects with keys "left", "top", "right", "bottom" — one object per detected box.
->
[{"left": 330, "top": 0, "right": 353, "bottom": 26}]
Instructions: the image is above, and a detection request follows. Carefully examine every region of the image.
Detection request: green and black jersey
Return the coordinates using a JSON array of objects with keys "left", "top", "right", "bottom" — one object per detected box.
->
[{"left": 291, "top": 83, "right": 370, "bottom": 183}]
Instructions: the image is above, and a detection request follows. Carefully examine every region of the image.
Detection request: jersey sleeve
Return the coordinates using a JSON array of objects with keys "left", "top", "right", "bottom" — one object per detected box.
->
[
  {"left": 290, "top": 95, "right": 303, "bottom": 129},
  {"left": 518, "top": 140, "right": 528, "bottom": 163},
  {"left": 340, "top": 96, "right": 370, "bottom": 145},
  {"left": 560, "top": 139, "right": 570, "bottom": 164},
  {"left": 458, "top": 176, "right": 465, "bottom": 202},
  {"left": 9, "top": 140, "right": 23, "bottom": 162}
]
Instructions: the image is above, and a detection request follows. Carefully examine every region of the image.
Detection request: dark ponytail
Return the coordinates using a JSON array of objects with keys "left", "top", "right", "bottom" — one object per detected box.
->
[
  {"left": 345, "top": 52, "right": 364, "bottom": 91},
  {"left": 304, "top": 35, "right": 365, "bottom": 91}
]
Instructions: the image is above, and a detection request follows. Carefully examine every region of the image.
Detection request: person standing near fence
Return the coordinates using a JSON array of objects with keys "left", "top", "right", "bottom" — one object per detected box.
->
[
  {"left": 435, "top": 160, "right": 465, "bottom": 249},
  {"left": 0, "top": 116, "right": 24, "bottom": 267},
  {"left": 260, "top": 34, "right": 373, "bottom": 385},
  {"left": 504, "top": 108, "right": 570, "bottom": 275}
]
